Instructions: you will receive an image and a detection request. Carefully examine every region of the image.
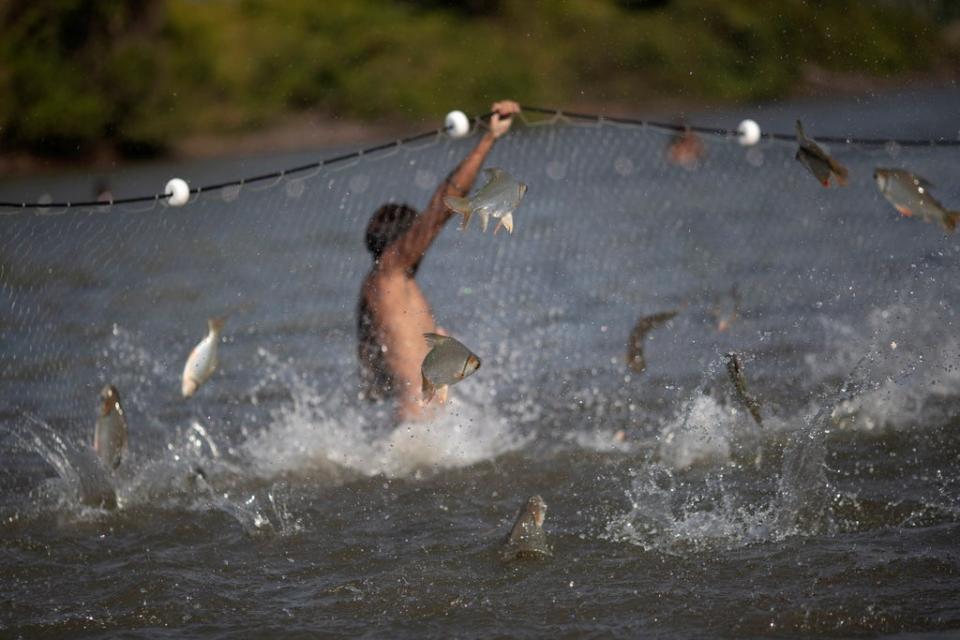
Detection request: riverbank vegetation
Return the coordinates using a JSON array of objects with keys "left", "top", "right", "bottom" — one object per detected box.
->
[{"left": 1, "top": 0, "right": 957, "bottom": 158}]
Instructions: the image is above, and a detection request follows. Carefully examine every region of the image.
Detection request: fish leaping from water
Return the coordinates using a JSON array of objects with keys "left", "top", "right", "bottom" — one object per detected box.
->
[
  {"left": 501, "top": 495, "right": 551, "bottom": 561},
  {"left": 182, "top": 317, "right": 225, "bottom": 397},
  {"left": 443, "top": 168, "right": 527, "bottom": 235},
  {"left": 94, "top": 384, "right": 128, "bottom": 470},
  {"left": 795, "top": 120, "right": 848, "bottom": 188}
]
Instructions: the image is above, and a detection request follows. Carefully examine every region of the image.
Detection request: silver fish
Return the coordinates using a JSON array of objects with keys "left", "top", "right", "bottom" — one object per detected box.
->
[
  {"left": 420, "top": 333, "right": 480, "bottom": 403},
  {"left": 182, "top": 317, "right": 225, "bottom": 397},
  {"left": 626, "top": 310, "right": 679, "bottom": 374},
  {"left": 795, "top": 120, "right": 848, "bottom": 187},
  {"left": 443, "top": 168, "right": 527, "bottom": 234},
  {"left": 726, "top": 353, "right": 763, "bottom": 429},
  {"left": 874, "top": 168, "right": 959, "bottom": 233},
  {"left": 501, "top": 495, "right": 551, "bottom": 561},
  {"left": 94, "top": 384, "right": 128, "bottom": 470}
]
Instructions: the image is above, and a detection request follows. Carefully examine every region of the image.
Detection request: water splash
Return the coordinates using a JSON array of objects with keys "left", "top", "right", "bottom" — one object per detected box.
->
[
  {"left": 655, "top": 353, "right": 768, "bottom": 471},
  {"left": 242, "top": 348, "right": 531, "bottom": 480},
  {"left": 195, "top": 483, "right": 302, "bottom": 537},
  {"left": 808, "top": 301, "right": 959, "bottom": 431},
  {"left": 604, "top": 464, "right": 778, "bottom": 553},
  {"left": 607, "top": 352, "right": 901, "bottom": 550},
  {"left": 656, "top": 394, "right": 736, "bottom": 471},
  {"left": 8, "top": 413, "right": 117, "bottom": 510}
]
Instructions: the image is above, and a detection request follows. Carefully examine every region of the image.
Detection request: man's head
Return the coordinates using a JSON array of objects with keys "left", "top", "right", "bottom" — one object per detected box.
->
[{"left": 365, "top": 203, "right": 418, "bottom": 260}]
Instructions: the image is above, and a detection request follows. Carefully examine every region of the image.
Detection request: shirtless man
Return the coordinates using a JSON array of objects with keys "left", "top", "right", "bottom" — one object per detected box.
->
[{"left": 357, "top": 100, "right": 520, "bottom": 421}]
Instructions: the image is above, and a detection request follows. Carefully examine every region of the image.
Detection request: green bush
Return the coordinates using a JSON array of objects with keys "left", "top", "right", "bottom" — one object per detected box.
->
[{"left": 0, "top": 0, "right": 949, "bottom": 158}]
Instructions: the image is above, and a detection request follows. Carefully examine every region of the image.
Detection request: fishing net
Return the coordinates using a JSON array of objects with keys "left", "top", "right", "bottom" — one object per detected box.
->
[{"left": 1, "top": 109, "right": 958, "bottom": 500}]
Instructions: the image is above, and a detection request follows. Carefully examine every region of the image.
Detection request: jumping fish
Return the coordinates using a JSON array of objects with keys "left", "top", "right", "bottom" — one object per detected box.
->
[
  {"left": 666, "top": 126, "right": 705, "bottom": 170},
  {"left": 626, "top": 310, "right": 679, "bottom": 374},
  {"left": 443, "top": 168, "right": 527, "bottom": 234},
  {"left": 182, "top": 317, "right": 225, "bottom": 397},
  {"left": 93, "top": 384, "right": 128, "bottom": 470},
  {"left": 874, "top": 168, "right": 960, "bottom": 233},
  {"left": 501, "top": 495, "right": 552, "bottom": 561},
  {"left": 795, "top": 120, "right": 848, "bottom": 187},
  {"left": 420, "top": 333, "right": 481, "bottom": 403},
  {"left": 725, "top": 352, "right": 764, "bottom": 429}
]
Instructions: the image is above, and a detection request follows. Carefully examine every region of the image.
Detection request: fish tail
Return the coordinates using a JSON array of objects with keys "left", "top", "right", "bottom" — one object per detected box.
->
[
  {"left": 182, "top": 378, "right": 198, "bottom": 398},
  {"left": 943, "top": 212, "right": 960, "bottom": 233},
  {"left": 208, "top": 317, "right": 226, "bottom": 334},
  {"left": 831, "top": 161, "right": 849, "bottom": 187},
  {"left": 421, "top": 371, "right": 435, "bottom": 404},
  {"left": 443, "top": 196, "right": 473, "bottom": 230}
]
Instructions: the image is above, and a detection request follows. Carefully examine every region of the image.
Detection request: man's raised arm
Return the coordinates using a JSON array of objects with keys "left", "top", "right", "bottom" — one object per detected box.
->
[{"left": 379, "top": 100, "right": 520, "bottom": 273}]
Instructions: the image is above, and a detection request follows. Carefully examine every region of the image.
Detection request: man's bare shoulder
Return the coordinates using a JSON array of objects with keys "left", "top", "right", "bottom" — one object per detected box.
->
[{"left": 362, "top": 266, "right": 412, "bottom": 302}]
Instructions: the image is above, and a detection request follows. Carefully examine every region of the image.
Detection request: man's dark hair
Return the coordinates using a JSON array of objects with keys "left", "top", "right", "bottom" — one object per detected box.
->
[{"left": 365, "top": 203, "right": 418, "bottom": 259}]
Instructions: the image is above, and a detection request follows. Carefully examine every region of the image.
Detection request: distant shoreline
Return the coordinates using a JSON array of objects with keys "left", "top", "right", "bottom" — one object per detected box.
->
[{"left": 1, "top": 69, "right": 956, "bottom": 179}]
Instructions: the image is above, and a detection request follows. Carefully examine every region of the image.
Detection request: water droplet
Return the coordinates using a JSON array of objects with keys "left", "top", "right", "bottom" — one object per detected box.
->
[
  {"left": 285, "top": 180, "right": 305, "bottom": 199},
  {"left": 349, "top": 174, "right": 370, "bottom": 194},
  {"left": 614, "top": 155, "right": 633, "bottom": 176},
  {"left": 546, "top": 161, "right": 566, "bottom": 180}
]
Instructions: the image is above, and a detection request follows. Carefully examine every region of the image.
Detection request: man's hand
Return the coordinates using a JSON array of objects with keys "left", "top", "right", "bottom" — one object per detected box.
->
[{"left": 489, "top": 100, "right": 521, "bottom": 139}]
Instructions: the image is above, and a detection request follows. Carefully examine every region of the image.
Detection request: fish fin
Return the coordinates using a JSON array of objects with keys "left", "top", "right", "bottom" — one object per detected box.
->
[
  {"left": 494, "top": 213, "right": 514, "bottom": 235},
  {"left": 423, "top": 333, "right": 448, "bottom": 348},
  {"left": 945, "top": 212, "right": 959, "bottom": 233},
  {"left": 443, "top": 196, "right": 473, "bottom": 230},
  {"left": 482, "top": 168, "right": 504, "bottom": 182},
  {"left": 894, "top": 205, "right": 913, "bottom": 217},
  {"left": 421, "top": 372, "right": 435, "bottom": 404},
  {"left": 820, "top": 177, "right": 830, "bottom": 188},
  {"left": 830, "top": 160, "right": 849, "bottom": 186},
  {"left": 480, "top": 212, "right": 490, "bottom": 233},
  {"left": 208, "top": 317, "right": 226, "bottom": 334}
]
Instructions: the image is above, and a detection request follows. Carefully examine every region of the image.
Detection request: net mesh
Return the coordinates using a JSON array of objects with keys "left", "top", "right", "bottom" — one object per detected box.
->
[{"left": 1, "top": 115, "right": 959, "bottom": 465}]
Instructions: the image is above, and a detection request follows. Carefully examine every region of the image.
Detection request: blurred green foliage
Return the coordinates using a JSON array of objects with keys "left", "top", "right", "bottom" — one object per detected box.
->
[{"left": 0, "top": 0, "right": 953, "bottom": 157}]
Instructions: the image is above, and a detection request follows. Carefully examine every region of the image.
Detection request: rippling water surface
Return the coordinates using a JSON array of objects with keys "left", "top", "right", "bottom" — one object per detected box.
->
[{"left": 2, "top": 90, "right": 960, "bottom": 638}]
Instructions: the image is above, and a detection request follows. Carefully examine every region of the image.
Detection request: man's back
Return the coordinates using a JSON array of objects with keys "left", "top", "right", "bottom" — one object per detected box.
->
[{"left": 358, "top": 267, "right": 435, "bottom": 415}]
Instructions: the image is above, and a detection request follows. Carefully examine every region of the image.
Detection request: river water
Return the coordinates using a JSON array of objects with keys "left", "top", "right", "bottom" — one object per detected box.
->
[{"left": 1, "top": 89, "right": 959, "bottom": 638}]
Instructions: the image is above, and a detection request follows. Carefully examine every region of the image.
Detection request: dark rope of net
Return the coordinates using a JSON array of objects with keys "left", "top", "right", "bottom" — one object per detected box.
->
[
  {"left": 1, "top": 104, "right": 957, "bottom": 211},
  {"left": 520, "top": 106, "right": 960, "bottom": 147}
]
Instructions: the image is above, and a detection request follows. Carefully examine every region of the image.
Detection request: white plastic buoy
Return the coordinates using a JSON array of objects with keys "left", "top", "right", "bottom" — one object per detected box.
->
[
  {"left": 737, "top": 119, "right": 761, "bottom": 146},
  {"left": 445, "top": 110, "right": 470, "bottom": 139},
  {"left": 165, "top": 178, "right": 190, "bottom": 207}
]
